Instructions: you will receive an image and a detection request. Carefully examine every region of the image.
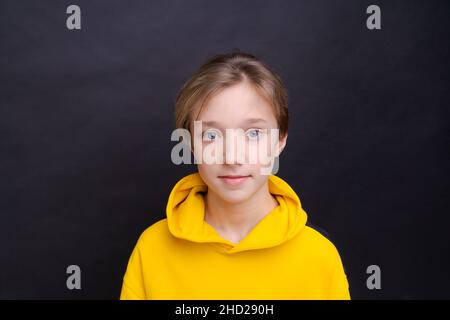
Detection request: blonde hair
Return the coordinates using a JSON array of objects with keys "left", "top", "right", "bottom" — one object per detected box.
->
[{"left": 175, "top": 51, "right": 289, "bottom": 137}]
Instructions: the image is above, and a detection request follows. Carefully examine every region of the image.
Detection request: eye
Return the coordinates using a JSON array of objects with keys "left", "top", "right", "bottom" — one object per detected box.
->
[
  {"left": 202, "top": 129, "right": 222, "bottom": 141},
  {"left": 246, "top": 128, "right": 262, "bottom": 140}
]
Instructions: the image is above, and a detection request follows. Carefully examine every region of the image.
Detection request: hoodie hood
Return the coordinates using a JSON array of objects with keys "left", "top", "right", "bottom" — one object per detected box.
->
[{"left": 166, "top": 173, "right": 308, "bottom": 254}]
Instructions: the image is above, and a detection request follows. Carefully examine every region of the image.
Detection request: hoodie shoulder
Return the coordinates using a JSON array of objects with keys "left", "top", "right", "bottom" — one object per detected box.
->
[
  {"left": 298, "top": 223, "right": 344, "bottom": 263},
  {"left": 305, "top": 222, "right": 337, "bottom": 247},
  {"left": 135, "top": 218, "right": 171, "bottom": 249},
  {"left": 302, "top": 223, "right": 350, "bottom": 299}
]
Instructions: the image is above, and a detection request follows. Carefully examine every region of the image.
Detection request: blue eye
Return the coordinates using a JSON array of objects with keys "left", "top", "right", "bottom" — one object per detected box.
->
[
  {"left": 246, "top": 129, "right": 261, "bottom": 140},
  {"left": 203, "top": 130, "right": 221, "bottom": 141}
]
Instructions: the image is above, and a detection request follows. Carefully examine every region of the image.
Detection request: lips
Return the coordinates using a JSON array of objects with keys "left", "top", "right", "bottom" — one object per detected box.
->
[{"left": 218, "top": 175, "right": 251, "bottom": 186}]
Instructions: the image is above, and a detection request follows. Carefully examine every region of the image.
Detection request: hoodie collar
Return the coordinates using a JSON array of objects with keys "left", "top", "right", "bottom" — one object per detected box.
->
[{"left": 166, "top": 173, "right": 308, "bottom": 254}]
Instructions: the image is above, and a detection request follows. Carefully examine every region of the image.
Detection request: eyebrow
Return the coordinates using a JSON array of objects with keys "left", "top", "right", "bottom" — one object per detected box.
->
[{"left": 201, "top": 118, "right": 267, "bottom": 127}]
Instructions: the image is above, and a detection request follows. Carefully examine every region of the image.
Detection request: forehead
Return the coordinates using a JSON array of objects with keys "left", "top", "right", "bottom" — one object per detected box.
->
[{"left": 196, "top": 82, "right": 277, "bottom": 128}]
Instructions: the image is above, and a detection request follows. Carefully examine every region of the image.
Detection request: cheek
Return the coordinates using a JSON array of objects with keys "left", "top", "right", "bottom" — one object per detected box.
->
[
  {"left": 197, "top": 164, "right": 210, "bottom": 176},
  {"left": 191, "top": 137, "right": 203, "bottom": 160},
  {"left": 197, "top": 164, "right": 219, "bottom": 182},
  {"left": 193, "top": 139, "right": 225, "bottom": 165},
  {"left": 247, "top": 136, "right": 274, "bottom": 166},
  {"left": 251, "top": 174, "right": 270, "bottom": 192}
]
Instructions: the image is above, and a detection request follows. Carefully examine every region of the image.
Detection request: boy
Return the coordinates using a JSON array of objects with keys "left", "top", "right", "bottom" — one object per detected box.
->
[{"left": 120, "top": 51, "right": 350, "bottom": 299}]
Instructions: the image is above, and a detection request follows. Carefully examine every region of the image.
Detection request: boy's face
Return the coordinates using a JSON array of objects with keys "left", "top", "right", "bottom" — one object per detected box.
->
[{"left": 191, "top": 81, "right": 287, "bottom": 204}]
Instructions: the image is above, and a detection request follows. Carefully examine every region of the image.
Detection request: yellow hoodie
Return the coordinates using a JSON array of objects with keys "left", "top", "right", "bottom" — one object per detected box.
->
[{"left": 120, "top": 173, "right": 350, "bottom": 300}]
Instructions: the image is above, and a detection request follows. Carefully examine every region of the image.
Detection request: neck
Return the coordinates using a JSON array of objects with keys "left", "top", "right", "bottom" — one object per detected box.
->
[{"left": 204, "top": 181, "right": 279, "bottom": 244}]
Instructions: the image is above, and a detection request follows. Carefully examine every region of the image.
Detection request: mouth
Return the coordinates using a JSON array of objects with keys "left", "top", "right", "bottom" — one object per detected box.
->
[{"left": 218, "top": 175, "right": 251, "bottom": 186}]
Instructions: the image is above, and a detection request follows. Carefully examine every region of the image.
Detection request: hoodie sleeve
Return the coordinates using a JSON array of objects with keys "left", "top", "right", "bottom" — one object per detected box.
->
[
  {"left": 120, "top": 242, "right": 147, "bottom": 300},
  {"left": 327, "top": 248, "right": 351, "bottom": 300}
]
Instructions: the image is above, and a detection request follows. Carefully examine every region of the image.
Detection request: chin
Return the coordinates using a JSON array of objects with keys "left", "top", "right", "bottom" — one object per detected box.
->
[{"left": 216, "top": 189, "right": 254, "bottom": 204}]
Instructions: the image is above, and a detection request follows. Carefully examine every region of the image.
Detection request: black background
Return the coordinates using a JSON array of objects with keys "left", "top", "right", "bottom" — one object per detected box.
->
[{"left": 1, "top": 0, "right": 449, "bottom": 299}]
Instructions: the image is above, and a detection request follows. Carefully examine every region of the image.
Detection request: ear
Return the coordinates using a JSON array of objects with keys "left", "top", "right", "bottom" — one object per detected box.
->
[{"left": 275, "top": 132, "right": 288, "bottom": 157}]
